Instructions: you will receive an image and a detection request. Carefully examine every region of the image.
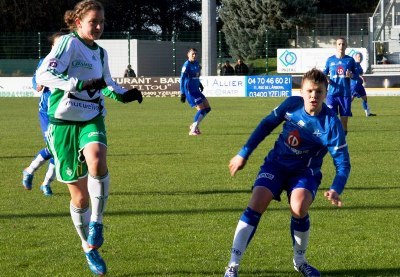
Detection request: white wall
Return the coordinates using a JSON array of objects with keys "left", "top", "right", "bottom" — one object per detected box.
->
[{"left": 96, "top": 39, "right": 201, "bottom": 77}]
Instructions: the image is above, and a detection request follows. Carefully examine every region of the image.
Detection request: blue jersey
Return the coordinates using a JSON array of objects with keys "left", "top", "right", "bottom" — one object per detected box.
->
[
  {"left": 32, "top": 58, "right": 51, "bottom": 113},
  {"left": 351, "top": 62, "right": 364, "bottom": 89},
  {"left": 238, "top": 97, "right": 350, "bottom": 194},
  {"left": 323, "top": 55, "right": 358, "bottom": 97},
  {"left": 179, "top": 59, "right": 201, "bottom": 96}
]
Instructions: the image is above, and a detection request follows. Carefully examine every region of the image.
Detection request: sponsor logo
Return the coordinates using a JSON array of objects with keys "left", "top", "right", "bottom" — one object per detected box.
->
[
  {"left": 336, "top": 65, "right": 345, "bottom": 75},
  {"left": 256, "top": 172, "right": 274, "bottom": 180},
  {"left": 287, "top": 129, "right": 301, "bottom": 147},
  {"left": 65, "top": 100, "right": 99, "bottom": 111},
  {"left": 72, "top": 59, "right": 93, "bottom": 69},
  {"left": 348, "top": 49, "right": 357, "bottom": 57},
  {"left": 279, "top": 50, "right": 297, "bottom": 67},
  {"left": 231, "top": 248, "right": 242, "bottom": 256},
  {"left": 88, "top": 131, "right": 105, "bottom": 137}
]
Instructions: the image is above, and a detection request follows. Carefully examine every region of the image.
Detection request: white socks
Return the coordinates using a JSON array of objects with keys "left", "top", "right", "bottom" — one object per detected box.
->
[
  {"left": 26, "top": 155, "right": 46, "bottom": 174},
  {"left": 228, "top": 220, "right": 255, "bottom": 267},
  {"left": 293, "top": 229, "right": 310, "bottom": 266},
  {"left": 70, "top": 202, "right": 91, "bottom": 252},
  {"left": 88, "top": 173, "right": 110, "bottom": 223}
]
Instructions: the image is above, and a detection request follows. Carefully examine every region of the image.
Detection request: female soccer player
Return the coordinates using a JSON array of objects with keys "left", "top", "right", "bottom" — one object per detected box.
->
[
  {"left": 22, "top": 32, "right": 65, "bottom": 196},
  {"left": 323, "top": 37, "right": 358, "bottom": 135},
  {"left": 224, "top": 69, "right": 351, "bottom": 277},
  {"left": 179, "top": 48, "right": 211, "bottom": 136},
  {"left": 36, "top": 0, "right": 142, "bottom": 275},
  {"left": 351, "top": 52, "right": 376, "bottom": 117}
]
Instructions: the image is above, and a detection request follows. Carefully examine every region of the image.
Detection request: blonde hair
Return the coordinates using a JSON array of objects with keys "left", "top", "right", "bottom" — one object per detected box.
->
[{"left": 64, "top": 0, "right": 104, "bottom": 32}]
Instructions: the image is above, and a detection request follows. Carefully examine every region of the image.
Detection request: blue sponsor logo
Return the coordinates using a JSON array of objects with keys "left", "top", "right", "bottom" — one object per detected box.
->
[
  {"left": 348, "top": 49, "right": 357, "bottom": 57},
  {"left": 279, "top": 50, "right": 297, "bottom": 67}
]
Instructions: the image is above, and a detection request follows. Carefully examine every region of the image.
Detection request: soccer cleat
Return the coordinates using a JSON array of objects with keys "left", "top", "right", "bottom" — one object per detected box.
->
[
  {"left": 85, "top": 249, "right": 107, "bottom": 276},
  {"left": 224, "top": 265, "right": 238, "bottom": 277},
  {"left": 88, "top": 222, "right": 104, "bottom": 249},
  {"left": 294, "top": 263, "right": 321, "bottom": 277},
  {"left": 22, "top": 170, "right": 34, "bottom": 190},
  {"left": 189, "top": 129, "right": 201, "bottom": 136},
  {"left": 367, "top": 113, "right": 377, "bottom": 117},
  {"left": 40, "top": 184, "right": 53, "bottom": 196},
  {"left": 189, "top": 124, "right": 201, "bottom": 136}
]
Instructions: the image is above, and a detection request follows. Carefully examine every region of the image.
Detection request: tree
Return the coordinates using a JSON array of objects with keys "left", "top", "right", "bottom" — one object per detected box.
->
[
  {"left": 0, "top": 0, "right": 202, "bottom": 37},
  {"left": 0, "top": 0, "right": 69, "bottom": 32},
  {"left": 219, "top": 0, "right": 318, "bottom": 60}
]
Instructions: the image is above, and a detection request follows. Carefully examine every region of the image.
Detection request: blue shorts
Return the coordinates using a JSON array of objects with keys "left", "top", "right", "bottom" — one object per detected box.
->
[
  {"left": 326, "top": 95, "right": 352, "bottom": 117},
  {"left": 186, "top": 90, "right": 206, "bottom": 108},
  {"left": 38, "top": 111, "right": 50, "bottom": 143},
  {"left": 352, "top": 84, "right": 367, "bottom": 98},
  {"left": 253, "top": 161, "right": 322, "bottom": 202}
]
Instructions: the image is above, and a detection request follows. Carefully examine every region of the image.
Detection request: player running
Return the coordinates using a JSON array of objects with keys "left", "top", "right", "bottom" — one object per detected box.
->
[
  {"left": 223, "top": 69, "right": 351, "bottom": 277},
  {"left": 22, "top": 32, "right": 64, "bottom": 196},
  {"left": 179, "top": 48, "right": 211, "bottom": 136},
  {"left": 351, "top": 52, "right": 376, "bottom": 117},
  {"left": 36, "top": 0, "right": 142, "bottom": 275}
]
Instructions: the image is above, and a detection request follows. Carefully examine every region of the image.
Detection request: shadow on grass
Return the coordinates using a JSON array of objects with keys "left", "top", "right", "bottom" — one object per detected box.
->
[
  {"left": 343, "top": 186, "right": 400, "bottom": 190},
  {"left": 322, "top": 268, "right": 400, "bottom": 276},
  {"left": 0, "top": 152, "right": 188, "bottom": 159},
  {"left": 111, "top": 189, "right": 250, "bottom": 196},
  {"left": 2, "top": 203, "right": 400, "bottom": 219},
  {"left": 106, "top": 267, "right": 400, "bottom": 276}
]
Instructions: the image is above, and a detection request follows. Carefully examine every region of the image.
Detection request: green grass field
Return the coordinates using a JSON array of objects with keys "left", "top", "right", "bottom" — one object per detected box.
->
[{"left": 0, "top": 96, "right": 399, "bottom": 277}]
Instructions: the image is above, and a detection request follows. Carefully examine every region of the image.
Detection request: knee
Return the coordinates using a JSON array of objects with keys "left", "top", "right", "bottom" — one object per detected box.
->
[
  {"left": 71, "top": 195, "right": 89, "bottom": 209},
  {"left": 290, "top": 206, "right": 309, "bottom": 218},
  {"left": 87, "top": 159, "right": 108, "bottom": 176}
]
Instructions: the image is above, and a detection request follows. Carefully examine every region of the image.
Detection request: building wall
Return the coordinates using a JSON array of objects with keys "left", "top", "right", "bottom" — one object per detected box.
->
[{"left": 97, "top": 39, "right": 201, "bottom": 77}]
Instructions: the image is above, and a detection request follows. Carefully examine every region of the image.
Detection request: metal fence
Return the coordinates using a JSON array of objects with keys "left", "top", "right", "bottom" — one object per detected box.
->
[{"left": 0, "top": 13, "right": 372, "bottom": 76}]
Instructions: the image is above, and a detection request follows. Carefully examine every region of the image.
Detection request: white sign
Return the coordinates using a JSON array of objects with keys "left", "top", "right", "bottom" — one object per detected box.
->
[
  {"left": 277, "top": 48, "right": 369, "bottom": 74},
  {"left": 200, "top": 76, "right": 246, "bottom": 97},
  {"left": 0, "top": 77, "right": 39, "bottom": 97}
]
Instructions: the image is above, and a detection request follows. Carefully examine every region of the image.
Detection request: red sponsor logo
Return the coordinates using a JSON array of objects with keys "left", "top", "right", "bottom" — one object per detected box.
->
[{"left": 287, "top": 129, "right": 301, "bottom": 147}]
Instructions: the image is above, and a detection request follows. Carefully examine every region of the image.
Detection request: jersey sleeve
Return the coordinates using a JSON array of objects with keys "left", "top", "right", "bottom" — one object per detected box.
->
[
  {"left": 326, "top": 117, "right": 351, "bottom": 194},
  {"left": 323, "top": 57, "right": 330, "bottom": 75},
  {"left": 179, "top": 62, "right": 188, "bottom": 94},
  {"left": 349, "top": 58, "right": 359, "bottom": 81},
  {"left": 238, "top": 97, "right": 295, "bottom": 159},
  {"left": 36, "top": 35, "right": 79, "bottom": 92}
]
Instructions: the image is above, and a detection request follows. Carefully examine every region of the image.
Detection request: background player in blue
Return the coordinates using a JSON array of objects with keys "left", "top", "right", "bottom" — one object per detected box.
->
[
  {"left": 179, "top": 48, "right": 211, "bottom": 136},
  {"left": 223, "top": 69, "right": 350, "bottom": 277},
  {"left": 22, "top": 32, "right": 64, "bottom": 196},
  {"left": 323, "top": 37, "right": 358, "bottom": 135},
  {"left": 351, "top": 52, "right": 376, "bottom": 117}
]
